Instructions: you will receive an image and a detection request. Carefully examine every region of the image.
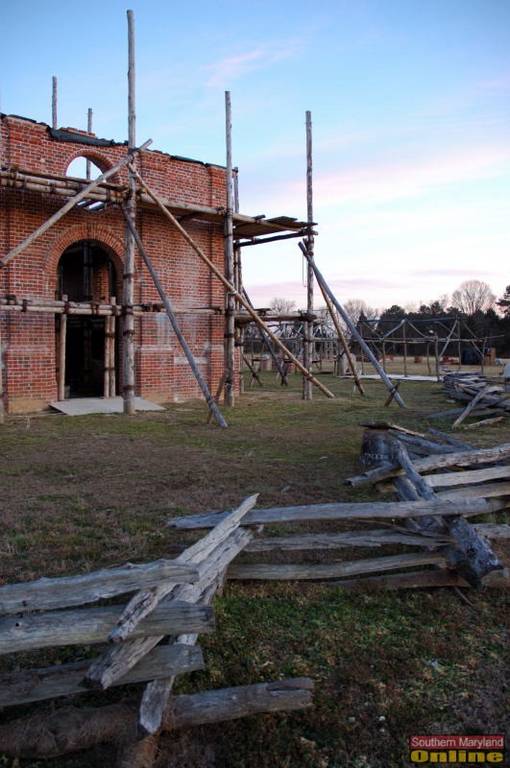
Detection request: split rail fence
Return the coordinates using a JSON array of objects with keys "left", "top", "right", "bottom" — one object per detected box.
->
[
  {"left": 1, "top": 433, "right": 509, "bottom": 762},
  {"left": 429, "top": 372, "right": 510, "bottom": 430},
  {"left": 0, "top": 494, "right": 313, "bottom": 762}
]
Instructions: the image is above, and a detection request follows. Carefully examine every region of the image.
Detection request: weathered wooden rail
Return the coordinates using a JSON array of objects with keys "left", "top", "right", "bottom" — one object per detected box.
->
[
  {"left": 431, "top": 372, "right": 510, "bottom": 428},
  {"left": 2, "top": 430, "right": 509, "bottom": 764},
  {"left": 168, "top": 430, "right": 510, "bottom": 590},
  {"left": 0, "top": 495, "right": 314, "bottom": 764}
]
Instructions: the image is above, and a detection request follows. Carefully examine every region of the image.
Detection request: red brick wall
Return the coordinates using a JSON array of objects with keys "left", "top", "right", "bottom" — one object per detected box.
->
[{"left": 0, "top": 115, "right": 233, "bottom": 412}]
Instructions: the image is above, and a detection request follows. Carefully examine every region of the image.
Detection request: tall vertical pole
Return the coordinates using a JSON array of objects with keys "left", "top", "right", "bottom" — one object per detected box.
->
[
  {"left": 123, "top": 9, "right": 136, "bottom": 415},
  {"left": 110, "top": 297, "right": 117, "bottom": 397},
  {"left": 224, "top": 91, "right": 235, "bottom": 407},
  {"left": 457, "top": 319, "right": 462, "bottom": 371},
  {"left": 434, "top": 334, "right": 440, "bottom": 381},
  {"left": 86, "top": 108, "right": 93, "bottom": 180},
  {"left": 233, "top": 168, "right": 245, "bottom": 392},
  {"left": 103, "top": 316, "right": 110, "bottom": 398},
  {"left": 58, "top": 298, "right": 68, "bottom": 401},
  {"left": 0, "top": 319, "right": 5, "bottom": 423},
  {"left": 52, "top": 76, "right": 58, "bottom": 129},
  {"left": 303, "top": 111, "right": 314, "bottom": 400},
  {"left": 402, "top": 320, "right": 408, "bottom": 377}
]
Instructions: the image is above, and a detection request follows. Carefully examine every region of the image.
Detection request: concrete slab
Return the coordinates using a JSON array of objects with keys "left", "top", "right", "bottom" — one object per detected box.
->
[{"left": 49, "top": 397, "right": 165, "bottom": 416}]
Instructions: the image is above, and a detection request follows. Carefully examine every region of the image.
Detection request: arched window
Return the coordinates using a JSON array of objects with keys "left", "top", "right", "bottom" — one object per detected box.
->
[{"left": 66, "top": 155, "right": 104, "bottom": 181}]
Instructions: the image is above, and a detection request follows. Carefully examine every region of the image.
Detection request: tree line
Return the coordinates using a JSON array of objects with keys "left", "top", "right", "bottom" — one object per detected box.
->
[{"left": 269, "top": 280, "right": 510, "bottom": 355}]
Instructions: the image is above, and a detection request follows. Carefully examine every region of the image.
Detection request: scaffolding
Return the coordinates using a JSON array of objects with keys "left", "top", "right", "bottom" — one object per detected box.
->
[
  {"left": 0, "top": 9, "right": 407, "bottom": 424},
  {"left": 355, "top": 316, "right": 500, "bottom": 379}
]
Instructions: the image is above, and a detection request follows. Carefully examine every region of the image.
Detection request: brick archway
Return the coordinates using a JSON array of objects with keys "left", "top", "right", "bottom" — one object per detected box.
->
[
  {"left": 45, "top": 223, "right": 124, "bottom": 296},
  {"left": 64, "top": 149, "right": 113, "bottom": 175},
  {"left": 57, "top": 147, "right": 124, "bottom": 183}
]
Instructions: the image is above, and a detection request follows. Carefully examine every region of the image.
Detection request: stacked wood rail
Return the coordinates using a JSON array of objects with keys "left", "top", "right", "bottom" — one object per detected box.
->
[
  {"left": 168, "top": 433, "right": 510, "bottom": 590},
  {"left": 0, "top": 495, "right": 313, "bottom": 763},
  {"left": 1, "top": 454, "right": 509, "bottom": 760},
  {"left": 356, "top": 424, "right": 503, "bottom": 586},
  {"left": 432, "top": 372, "right": 510, "bottom": 429}
]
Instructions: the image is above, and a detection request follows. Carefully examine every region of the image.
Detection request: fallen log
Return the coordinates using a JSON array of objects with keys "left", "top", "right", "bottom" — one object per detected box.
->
[
  {"left": 0, "top": 559, "right": 198, "bottom": 615},
  {"left": 0, "top": 601, "right": 213, "bottom": 655},
  {"left": 0, "top": 678, "right": 314, "bottom": 759},
  {"left": 0, "top": 644, "right": 204, "bottom": 708},
  {"left": 167, "top": 496, "right": 504, "bottom": 530}
]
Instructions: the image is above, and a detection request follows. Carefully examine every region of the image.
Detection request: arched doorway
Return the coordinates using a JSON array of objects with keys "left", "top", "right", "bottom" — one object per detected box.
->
[{"left": 56, "top": 240, "right": 119, "bottom": 398}]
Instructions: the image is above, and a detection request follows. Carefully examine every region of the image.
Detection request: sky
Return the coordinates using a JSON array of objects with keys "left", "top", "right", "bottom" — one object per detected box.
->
[{"left": 1, "top": 0, "right": 509, "bottom": 312}]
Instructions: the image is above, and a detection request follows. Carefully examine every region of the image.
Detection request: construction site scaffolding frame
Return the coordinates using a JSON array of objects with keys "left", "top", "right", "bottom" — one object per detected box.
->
[{"left": 0, "top": 8, "right": 408, "bottom": 417}]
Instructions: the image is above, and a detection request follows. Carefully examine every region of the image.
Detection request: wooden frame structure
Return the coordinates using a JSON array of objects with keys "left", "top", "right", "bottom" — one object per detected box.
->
[{"left": 355, "top": 316, "right": 499, "bottom": 379}]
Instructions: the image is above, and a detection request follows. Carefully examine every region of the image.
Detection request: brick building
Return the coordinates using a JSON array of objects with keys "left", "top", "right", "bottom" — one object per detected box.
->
[
  {"left": 0, "top": 114, "right": 307, "bottom": 414},
  {"left": 0, "top": 114, "right": 236, "bottom": 413}
]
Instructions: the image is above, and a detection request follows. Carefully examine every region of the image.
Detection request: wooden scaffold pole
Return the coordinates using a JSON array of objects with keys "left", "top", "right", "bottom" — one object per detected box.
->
[
  {"left": 123, "top": 8, "right": 137, "bottom": 415},
  {"left": 0, "top": 318, "right": 4, "bottom": 424},
  {"left": 0, "top": 141, "right": 151, "bottom": 268},
  {"left": 233, "top": 168, "right": 246, "bottom": 391},
  {"left": 299, "top": 242, "right": 364, "bottom": 395},
  {"left": 402, "top": 319, "right": 408, "bottom": 377},
  {"left": 300, "top": 249, "right": 406, "bottom": 407},
  {"left": 58, "top": 296, "right": 68, "bottom": 401},
  {"left": 224, "top": 91, "right": 235, "bottom": 407},
  {"left": 302, "top": 111, "right": 314, "bottom": 401},
  {"left": 122, "top": 209, "right": 228, "bottom": 428},
  {"left": 129, "top": 165, "right": 335, "bottom": 399},
  {"left": 86, "top": 108, "right": 93, "bottom": 181},
  {"left": 51, "top": 76, "right": 58, "bottom": 129}
]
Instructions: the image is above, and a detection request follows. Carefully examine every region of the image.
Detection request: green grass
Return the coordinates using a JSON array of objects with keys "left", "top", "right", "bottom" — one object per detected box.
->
[{"left": 0, "top": 372, "right": 509, "bottom": 767}]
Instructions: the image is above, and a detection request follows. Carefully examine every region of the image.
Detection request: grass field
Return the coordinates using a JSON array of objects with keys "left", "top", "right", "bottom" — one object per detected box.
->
[{"left": 0, "top": 373, "right": 509, "bottom": 767}]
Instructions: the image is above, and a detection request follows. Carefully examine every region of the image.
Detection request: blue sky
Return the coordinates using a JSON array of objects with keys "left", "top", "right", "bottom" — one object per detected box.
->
[{"left": 1, "top": 0, "right": 509, "bottom": 310}]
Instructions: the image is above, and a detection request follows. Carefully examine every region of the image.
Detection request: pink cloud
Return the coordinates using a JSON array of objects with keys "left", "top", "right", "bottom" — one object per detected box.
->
[
  {"left": 246, "top": 143, "right": 510, "bottom": 212},
  {"left": 205, "top": 42, "right": 299, "bottom": 88}
]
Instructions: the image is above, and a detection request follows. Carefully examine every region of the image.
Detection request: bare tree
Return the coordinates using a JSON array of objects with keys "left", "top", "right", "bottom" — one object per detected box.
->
[
  {"left": 343, "top": 299, "right": 378, "bottom": 325},
  {"left": 269, "top": 297, "right": 297, "bottom": 314},
  {"left": 451, "top": 280, "right": 496, "bottom": 315}
]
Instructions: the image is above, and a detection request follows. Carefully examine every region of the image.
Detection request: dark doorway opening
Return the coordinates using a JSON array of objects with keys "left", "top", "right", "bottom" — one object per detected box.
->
[{"left": 56, "top": 241, "right": 118, "bottom": 398}]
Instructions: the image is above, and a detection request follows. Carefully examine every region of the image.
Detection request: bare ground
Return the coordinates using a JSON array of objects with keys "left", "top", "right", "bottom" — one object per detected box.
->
[{"left": 0, "top": 374, "right": 509, "bottom": 767}]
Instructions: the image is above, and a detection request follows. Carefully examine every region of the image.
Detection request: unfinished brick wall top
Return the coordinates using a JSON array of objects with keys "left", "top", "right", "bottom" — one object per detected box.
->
[{"left": 0, "top": 114, "right": 230, "bottom": 412}]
